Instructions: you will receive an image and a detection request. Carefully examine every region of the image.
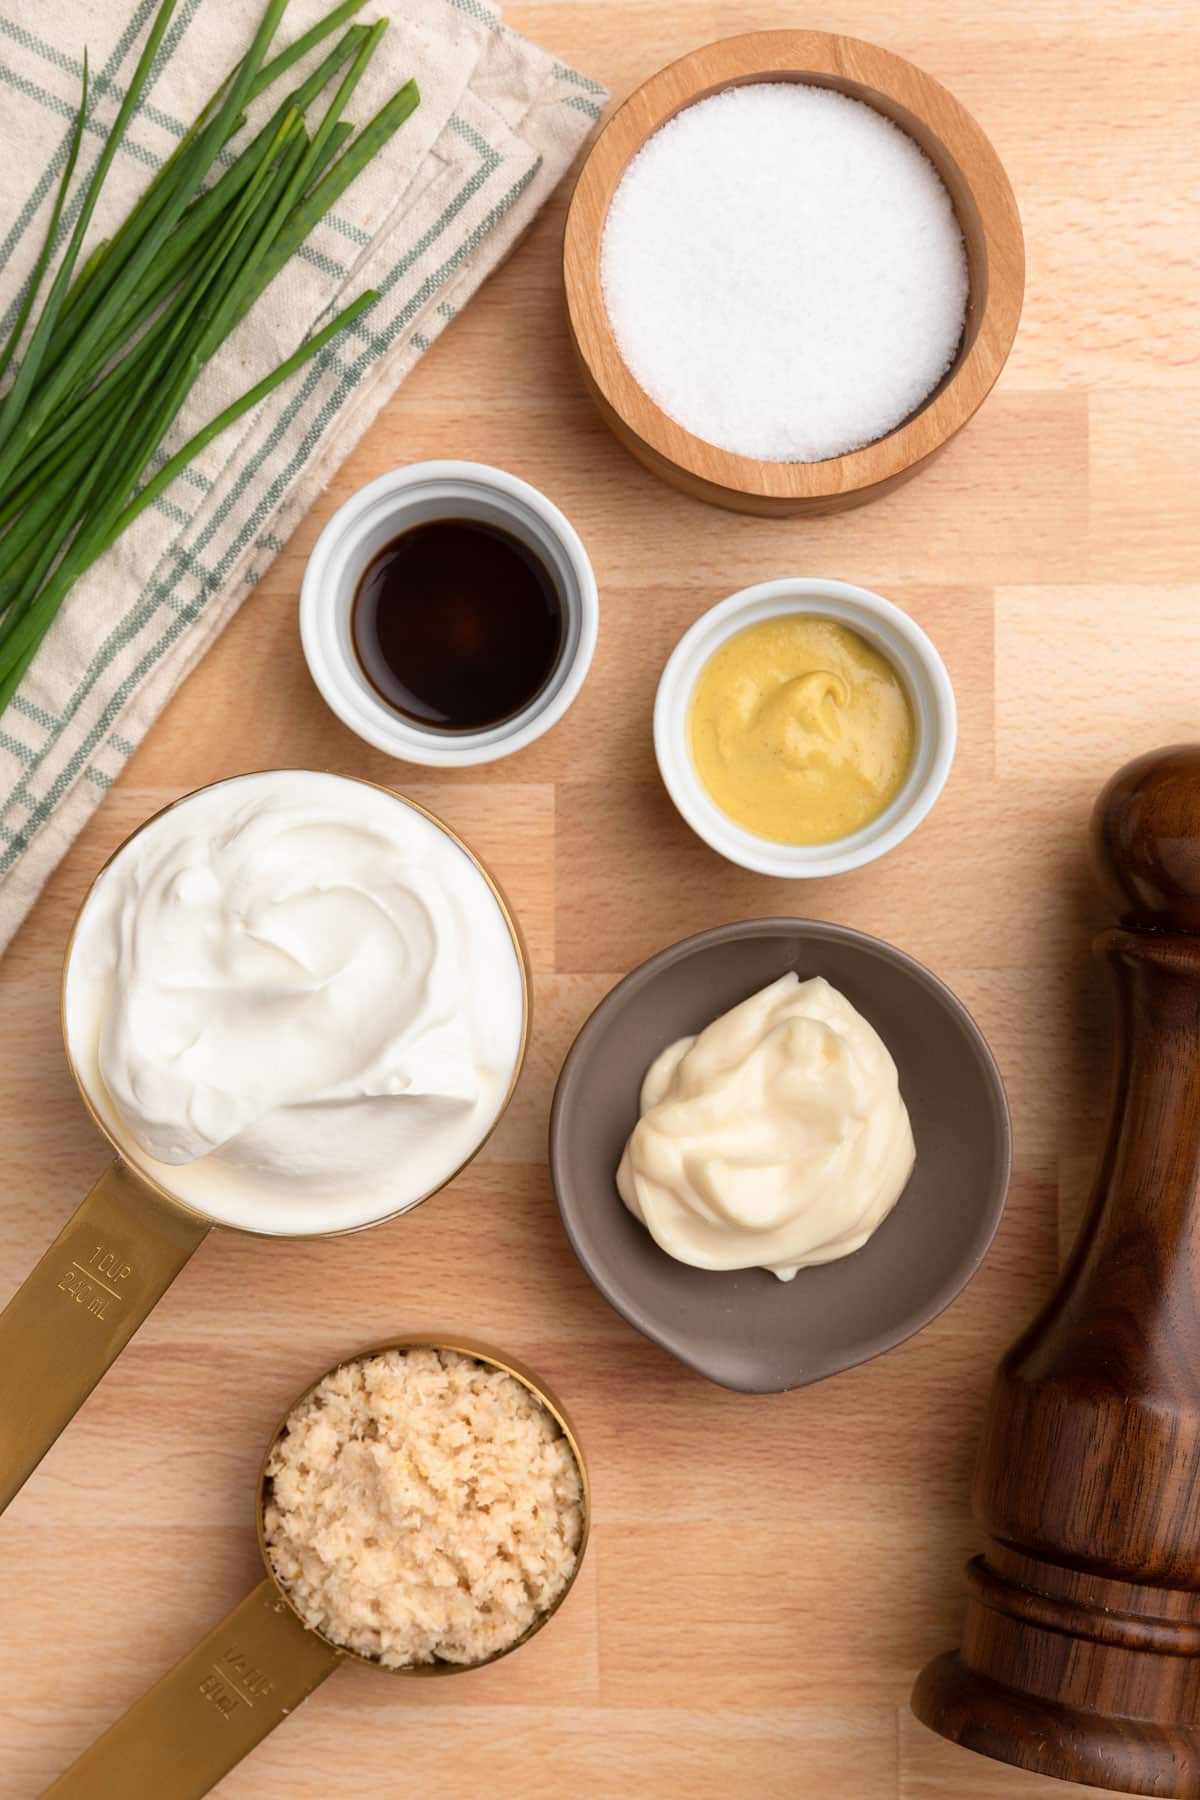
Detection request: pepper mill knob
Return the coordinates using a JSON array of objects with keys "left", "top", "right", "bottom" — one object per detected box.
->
[
  {"left": 913, "top": 745, "right": 1200, "bottom": 1799},
  {"left": 1093, "top": 743, "right": 1200, "bottom": 933}
]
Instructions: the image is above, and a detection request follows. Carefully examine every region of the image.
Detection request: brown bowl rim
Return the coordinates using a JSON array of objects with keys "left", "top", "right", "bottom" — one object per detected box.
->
[
  {"left": 548, "top": 918, "right": 1013, "bottom": 1393},
  {"left": 563, "top": 29, "right": 1025, "bottom": 506}
]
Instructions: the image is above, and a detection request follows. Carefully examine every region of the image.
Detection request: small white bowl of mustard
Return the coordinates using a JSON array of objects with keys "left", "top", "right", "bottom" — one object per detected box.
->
[{"left": 653, "top": 579, "right": 956, "bottom": 878}]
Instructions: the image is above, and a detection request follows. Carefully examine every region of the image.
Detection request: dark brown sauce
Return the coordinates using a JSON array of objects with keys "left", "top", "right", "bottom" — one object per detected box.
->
[{"left": 351, "top": 517, "right": 564, "bottom": 734}]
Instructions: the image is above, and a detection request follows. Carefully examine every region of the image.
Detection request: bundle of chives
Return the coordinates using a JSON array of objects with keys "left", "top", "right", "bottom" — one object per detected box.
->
[{"left": 0, "top": 0, "right": 419, "bottom": 718}]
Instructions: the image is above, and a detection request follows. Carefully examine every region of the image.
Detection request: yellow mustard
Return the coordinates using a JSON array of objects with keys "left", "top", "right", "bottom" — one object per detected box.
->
[{"left": 688, "top": 615, "right": 914, "bottom": 845}]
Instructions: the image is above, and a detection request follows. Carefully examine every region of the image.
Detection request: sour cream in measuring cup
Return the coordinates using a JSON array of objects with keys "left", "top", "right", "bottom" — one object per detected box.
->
[{"left": 64, "top": 771, "right": 525, "bottom": 1235}]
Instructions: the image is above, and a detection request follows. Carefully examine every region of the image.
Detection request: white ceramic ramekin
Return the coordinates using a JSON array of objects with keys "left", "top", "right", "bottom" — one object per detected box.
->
[
  {"left": 654, "top": 578, "right": 957, "bottom": 878},
  {"left": 300, "top": 461, "right": 599, "bottom": 766}
]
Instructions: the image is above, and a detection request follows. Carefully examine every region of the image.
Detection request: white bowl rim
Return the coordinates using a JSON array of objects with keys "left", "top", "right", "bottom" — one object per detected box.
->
[
  {"left": 653, "top": 577, "right": 957, "bottom": 877},
  {"left": 300, "top": 460, "right": 599, "bottom": 768}
]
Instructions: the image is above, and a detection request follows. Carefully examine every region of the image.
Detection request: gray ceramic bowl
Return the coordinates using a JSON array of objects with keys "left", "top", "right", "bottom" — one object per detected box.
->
[{"left": 549, "top": 920, "right": 1011, "bottom": 1393}]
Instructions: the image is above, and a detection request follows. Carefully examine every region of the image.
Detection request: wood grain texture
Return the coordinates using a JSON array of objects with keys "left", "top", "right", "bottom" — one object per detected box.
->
[
  {"left": 563, "top": 30, "right": 1024, "bottom": 514},
  {"left": 0, "top": 2, "right": 1197, "bottom": 1796}
]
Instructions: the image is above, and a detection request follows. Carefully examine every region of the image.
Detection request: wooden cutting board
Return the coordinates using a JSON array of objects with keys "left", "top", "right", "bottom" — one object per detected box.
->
[{"left": 1, "top": 3, "right": 1196, "bottom": 1795}]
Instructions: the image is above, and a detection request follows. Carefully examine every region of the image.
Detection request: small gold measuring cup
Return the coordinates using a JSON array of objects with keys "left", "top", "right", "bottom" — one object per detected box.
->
[
  {"left": 0, "top": 773, "right": 529, "bottom": 1515},
  {"left": 43, "top": 1337, "right": 590, "bottom": 1799}
]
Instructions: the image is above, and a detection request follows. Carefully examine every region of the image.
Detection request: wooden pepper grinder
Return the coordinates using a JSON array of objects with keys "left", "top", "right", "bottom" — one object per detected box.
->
[{"left": 913, "top": 746, "right": 1200, "bottom": 1798}]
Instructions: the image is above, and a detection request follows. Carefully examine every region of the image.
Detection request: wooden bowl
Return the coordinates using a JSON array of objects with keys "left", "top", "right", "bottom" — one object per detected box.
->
[{"left": 563, "top": 31, "right": 1025, "bottom": 517}]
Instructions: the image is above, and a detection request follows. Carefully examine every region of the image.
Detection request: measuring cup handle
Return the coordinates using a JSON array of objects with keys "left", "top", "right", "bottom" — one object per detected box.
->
[
  {"left": 43, "top": 1578, "right": 339, "bottom": 1798},
  {"left": 0, "top": 1159, "right": 209, "bottom": 1514}
]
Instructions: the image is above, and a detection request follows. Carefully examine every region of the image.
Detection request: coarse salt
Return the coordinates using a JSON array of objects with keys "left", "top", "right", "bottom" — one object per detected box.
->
[{"left": 600, "top": 83, "right": 969, "bottom": 463}]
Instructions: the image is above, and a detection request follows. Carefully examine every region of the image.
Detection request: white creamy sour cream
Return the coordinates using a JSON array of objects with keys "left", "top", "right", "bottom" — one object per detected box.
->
[
  {"left": 617, "top": 973, "right": 915, "bottom": 1280},
  {"left": 64, "top": 771, "right": 525, "bottom": 1234}
]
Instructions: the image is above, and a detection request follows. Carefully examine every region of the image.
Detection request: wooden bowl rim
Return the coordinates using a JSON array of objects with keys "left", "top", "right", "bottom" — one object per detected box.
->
[{"left": 564, "top": 29, "right": 1025, "bottom": 503}]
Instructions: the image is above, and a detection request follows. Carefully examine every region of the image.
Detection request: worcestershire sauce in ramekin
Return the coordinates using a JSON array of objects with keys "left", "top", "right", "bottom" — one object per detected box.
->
[{"left": 351, "top": 517, "right": 564, "bottom": 733}]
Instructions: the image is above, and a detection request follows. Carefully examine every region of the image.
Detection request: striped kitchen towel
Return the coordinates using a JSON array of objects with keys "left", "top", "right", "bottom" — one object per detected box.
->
[{"left": 0, "top": 0, "right": 605, "bottom": 951}]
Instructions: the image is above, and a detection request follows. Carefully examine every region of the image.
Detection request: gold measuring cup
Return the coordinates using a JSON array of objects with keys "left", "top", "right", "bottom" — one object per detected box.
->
[
  {"left": 0, "top": 774, "right": 529, "bottom": 1514},
  {"left": 43, "top": 1336, "right": 589, "bottom": 1799}
]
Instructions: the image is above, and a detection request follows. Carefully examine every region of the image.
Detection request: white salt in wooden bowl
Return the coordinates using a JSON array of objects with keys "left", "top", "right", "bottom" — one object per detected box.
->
[{"left": 563, "top": 31, "right": 1024, "bottom": 517}]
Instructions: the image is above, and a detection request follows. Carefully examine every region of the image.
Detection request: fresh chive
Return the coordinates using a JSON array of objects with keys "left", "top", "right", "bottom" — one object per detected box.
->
[
  {"left": 50, "top": 22, "right": 369, "bottom": 376},
  {"left": 251, "top": 0, "right": 369, "bottom": 100},
  {"left": 0, "top": 0, "right": 421, "bottom": 718},
  {"left": 218, "top": 17, "right": 387, "bottom": 336},
  {"left": 0, "top": 0, "right": 289, "bottom": 491},
  {"left": 228, "top": 77, "right": 419, "bottom": 332},
  {"left": 64, "top": 94, "right": 299, "bottom": 398},
  {"left": 0, "top": 0, "right": 181, "bottom": 460},
  {"left": 0, "top": 134, "right": 292, "bottom": 603},
  {"left": 0, "top": 292, "right": 376, "bottom": 712},
  {"left": 4, "top": 87, "right": 356, "bottom": 509},
  {"left": 305, "top": 119, "right": 355, "bottom": 193},
  {"left": 56, "top": 0, "right": 370, "bottom": 336},
  {"left": 118, "top": 288, "right": 377, "bottom": 536},
  {"left": 0, "top": 53, "right": 89, "bottom": 394}
]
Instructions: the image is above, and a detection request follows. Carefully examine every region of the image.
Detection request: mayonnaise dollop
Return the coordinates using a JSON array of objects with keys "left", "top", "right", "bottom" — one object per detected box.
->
[
  {"left": 616, "top": 973, "right": 915, "bottom": 1280},
  {"left": 65, "top": 771, "right": 525, "bottom": 1235}
]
